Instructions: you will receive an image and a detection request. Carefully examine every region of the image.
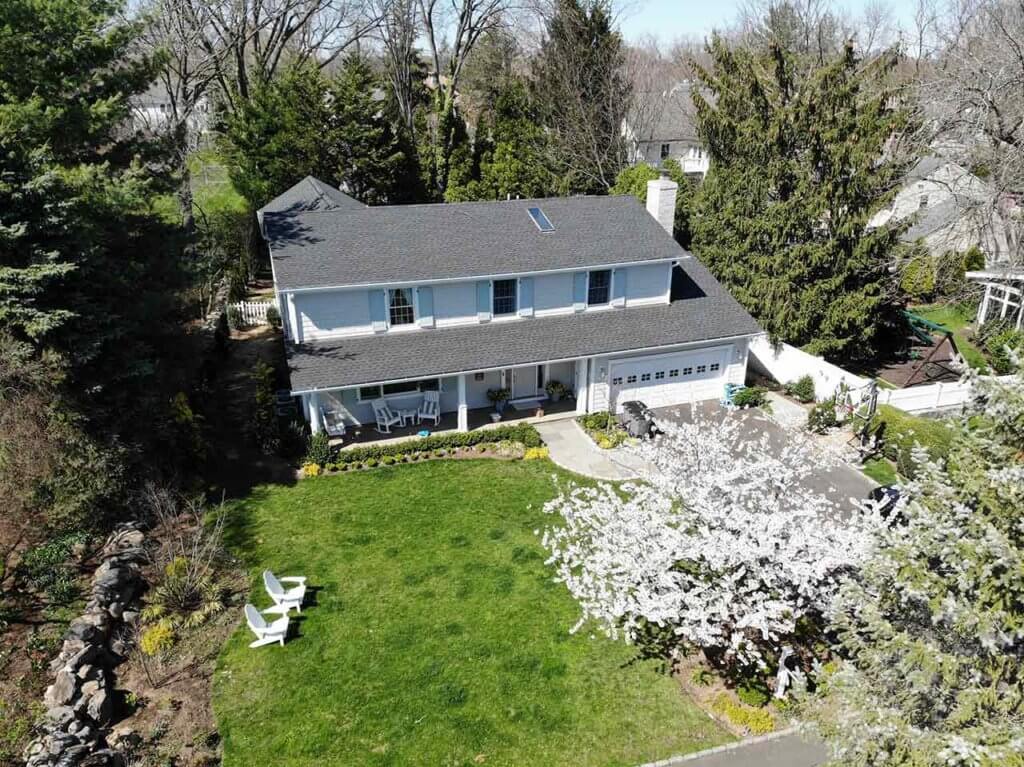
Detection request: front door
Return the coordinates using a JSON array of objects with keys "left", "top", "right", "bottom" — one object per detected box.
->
[{"left": 511, "top": 365, "right": 540, "bottom": 399}]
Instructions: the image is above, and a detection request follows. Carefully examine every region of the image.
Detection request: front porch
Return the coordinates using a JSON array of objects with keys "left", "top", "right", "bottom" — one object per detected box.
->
[{"left": 332, "top": 397, "right": 578, "bottom": 449}]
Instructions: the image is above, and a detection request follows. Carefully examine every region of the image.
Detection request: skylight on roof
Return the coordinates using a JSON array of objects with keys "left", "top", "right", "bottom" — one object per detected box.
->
[{"left": 527, "top": 206, "right": 555, "bottom": 232}]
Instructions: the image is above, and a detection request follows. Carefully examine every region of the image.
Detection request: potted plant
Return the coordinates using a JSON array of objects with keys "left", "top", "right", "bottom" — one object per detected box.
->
[
  {"left": 544, "top": 380, "right": 567, "bottom": 402},
  {"left": 487, "top": 388, "right": 510, "bottom": 413}
]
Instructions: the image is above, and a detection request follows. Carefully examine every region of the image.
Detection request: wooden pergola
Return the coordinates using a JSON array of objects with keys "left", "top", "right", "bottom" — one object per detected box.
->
[{"left": 967, "top": 267, "right": 1024, "bottom": 330}]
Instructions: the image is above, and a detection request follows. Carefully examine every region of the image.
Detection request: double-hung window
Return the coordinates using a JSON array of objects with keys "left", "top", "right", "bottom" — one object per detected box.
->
[
  {"left": 493, "top": 279, "right": 517, "bottom": 316},
  {"left": 587, "top": 270, "right": 611, "bottom": 306},
  {"left": 388, "top": 288, "right": 415, "bottom": 326},
  {"left": 660, "top": 143, "right": 670, "bottom": 160}
]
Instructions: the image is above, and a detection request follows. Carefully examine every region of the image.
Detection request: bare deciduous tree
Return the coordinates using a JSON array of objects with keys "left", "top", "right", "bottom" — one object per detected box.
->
[{"left": 918, "top": 0, "right": 1024, "bottom": 264}]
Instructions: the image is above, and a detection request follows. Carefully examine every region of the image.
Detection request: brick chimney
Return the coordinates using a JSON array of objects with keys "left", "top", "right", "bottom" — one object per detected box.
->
[{"left": 646, "top": 173, "right": 678, "bottom": 235}]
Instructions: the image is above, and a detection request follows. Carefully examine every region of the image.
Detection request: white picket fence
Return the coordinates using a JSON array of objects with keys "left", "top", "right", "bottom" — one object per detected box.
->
[{"left": 228, "top": 300, "right": 276, "bottom": 327}]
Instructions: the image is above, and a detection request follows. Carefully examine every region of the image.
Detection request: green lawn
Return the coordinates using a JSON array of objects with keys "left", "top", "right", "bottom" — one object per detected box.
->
[
  {"left": 214, "top": 460, "right": 730, "bottom": 766},
  {"left": 861, "top": 457, "right": 898, "bottom": 485},
  {"left": 911, "top": 303, "right": 988, "bottom": 370}
]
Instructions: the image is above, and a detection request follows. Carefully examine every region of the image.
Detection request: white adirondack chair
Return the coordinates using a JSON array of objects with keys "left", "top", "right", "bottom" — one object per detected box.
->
[
  {"left": 263, "top": 570, "right": 307, "bottom": 613},
  {"left": 417, "top": 390, "right": 441, "bottom": 426},
  {"left": 371, "top": 398, "right": 401, "bottom": 433},
  {"left": 320, "top": 408, "right": 346, "bottom": 439},
  {"left": 244, "top": 604, "right": 289, "bottom": 648}
]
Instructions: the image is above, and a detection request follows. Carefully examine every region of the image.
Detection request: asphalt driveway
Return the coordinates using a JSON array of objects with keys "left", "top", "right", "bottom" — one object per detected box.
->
[{"left": 651, "top": 402, "right": 876, "bottom": 508}]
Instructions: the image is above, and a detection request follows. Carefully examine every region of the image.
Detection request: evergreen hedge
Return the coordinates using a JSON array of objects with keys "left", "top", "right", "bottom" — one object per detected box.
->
[
  {"left": 870, "top": 404, "right": 954, "bottom": 478},
  {"left": 332, "top": 423, "right": 542, "bottom": 465}
]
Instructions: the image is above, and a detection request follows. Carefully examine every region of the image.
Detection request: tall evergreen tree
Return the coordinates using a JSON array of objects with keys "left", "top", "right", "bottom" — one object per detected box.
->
[
  {"left": 445, "top": 80, "right": 553, "bottom": 202},
  {"left": 801, "top": 363, "right": 1024, "bottom": 764},
  {"left": 0, "top": 0, "right": 186, "bottom": 432},
  {"left": 221, "top": 60, "right": 415, "bottom": 208},
  {"left": 531, "top": 0, "right": 630, "bottom": 194},
  {"left": 691, "top": 38, "right": 907, "bottom": 360}
]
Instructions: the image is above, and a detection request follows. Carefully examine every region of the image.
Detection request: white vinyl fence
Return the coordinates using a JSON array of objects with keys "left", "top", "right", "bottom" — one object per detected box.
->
[
  {"left": 228, "top": 300, "right": 276, "bottom": 327},
  {"left": 748, "top": 335, "right": 870, "bottom": 402}
]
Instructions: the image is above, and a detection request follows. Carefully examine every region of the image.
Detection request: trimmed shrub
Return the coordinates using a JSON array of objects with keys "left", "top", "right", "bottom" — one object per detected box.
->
[
  {"left": 331, "top": 423, "right": 543, "bottom": 466},
  {"left": 806, "top": 400, "right": 839, "bottom": 434},
  {"left": 578, "top": 411, "right": 614, "bottom": 431},
  {"left": 785, "top": 375, "right": 816, "bottom": 403},
  {"left": 711, "top": 694, "right": 774, "bottom": 735},
  {"left": 732, "top": 386, "right": 768, "bottom": 409},
  {"left": 983, "top": 326, "right": 1024, "bottom": 375},
  {"left": 265, "top": 305, "right": 282, "bottom": 329},
  {"left": 364, "top": 458, "right": 378, "bottom": 468},
  {"left": 736, "top": 678, "right": 771, "bottom": 708},
  {"left": 304, "top": 431, "right": 331, "bottom": 466},
  {"left": 870, "top": 404, "right": 954, "bottom": 478},
  {"left": 380, "top": 455, "right": 395, "bottom": 466}
]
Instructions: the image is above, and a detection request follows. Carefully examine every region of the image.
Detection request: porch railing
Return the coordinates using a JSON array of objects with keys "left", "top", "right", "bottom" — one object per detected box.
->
[{"left": 228, "top": 300, "right": 275, "bottom": 327}]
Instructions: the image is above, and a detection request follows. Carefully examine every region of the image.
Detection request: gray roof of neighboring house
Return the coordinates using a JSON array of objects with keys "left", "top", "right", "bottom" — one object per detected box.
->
[
  {"left": 264, "top": 194, "right": 687, "bottom": 290},
  {"left": 286, "top": 260, "right": 761, "bottom": 392},
  {"left": 258, "top": 176, "right": 364, "bottom": 216},
  {"left": 901, "top": 198, "right": 962, "bottom": 242}
]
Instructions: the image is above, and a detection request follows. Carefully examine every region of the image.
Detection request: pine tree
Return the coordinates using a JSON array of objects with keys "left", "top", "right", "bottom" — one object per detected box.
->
[
  {"left": 802, "top": 363, "right": 1024, "bottom": 764},
  {"left": 691, "top": 38, "right": 907, "bottom": 361},
  {"left": 445, "top": 80, "right": 553, "bottom": 202}
]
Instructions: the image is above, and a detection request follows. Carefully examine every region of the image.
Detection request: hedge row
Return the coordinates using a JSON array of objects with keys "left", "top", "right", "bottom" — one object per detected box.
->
[
  {"left": 870, "top": 404, "right": 954, "bottom": 478},
  {"left": 333, "top": 423, "right": 543, "bottom": 464}
]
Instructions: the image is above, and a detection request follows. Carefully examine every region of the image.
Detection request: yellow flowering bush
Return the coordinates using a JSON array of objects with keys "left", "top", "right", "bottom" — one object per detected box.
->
[
  {"left": 301, "top": 462, "right": 321, "bottom": 478},
  {"left": 140, "top": 623, "right": 176, "bottom": 656},
  {"left": 523, "top": 447, "right": 549, "bottom": 461},
  {"left": 711, "top": 693, "right": 774, "bottom": 735}
]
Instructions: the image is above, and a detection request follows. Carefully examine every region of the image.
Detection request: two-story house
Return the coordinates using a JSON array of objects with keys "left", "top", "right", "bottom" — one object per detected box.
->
[
  {"left": 625, "top": 82, "right": 710, "bottom": 180},
  {"left": 259, "top": 175, "right": 761, "bottom": 434}
]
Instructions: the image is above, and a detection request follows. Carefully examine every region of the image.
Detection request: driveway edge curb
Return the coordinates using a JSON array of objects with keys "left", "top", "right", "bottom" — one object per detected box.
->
[{"left": 636, "top": 727, "right": 804, "bottom": 767}]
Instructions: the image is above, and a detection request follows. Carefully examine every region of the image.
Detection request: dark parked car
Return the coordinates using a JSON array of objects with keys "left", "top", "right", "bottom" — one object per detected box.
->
[{"left": 618, "top": 400, "right": 657, "bottom": 439}]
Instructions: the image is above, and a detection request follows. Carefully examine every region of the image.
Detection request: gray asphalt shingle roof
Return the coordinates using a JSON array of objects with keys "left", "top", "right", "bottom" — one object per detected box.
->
[
  {"left": 259, "top": 176, "right": 364, "bottom": 216},
  {"left": 286, "top": 260, "right": 761, "bottom": 392},
  {"left": 264, "top": 194, "right": 684, "bottom": 290}
]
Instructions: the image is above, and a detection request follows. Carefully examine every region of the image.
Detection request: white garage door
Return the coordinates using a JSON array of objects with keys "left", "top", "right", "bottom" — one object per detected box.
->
[{"left": 609, "top": 346, "right": 731, "bottom": 412}]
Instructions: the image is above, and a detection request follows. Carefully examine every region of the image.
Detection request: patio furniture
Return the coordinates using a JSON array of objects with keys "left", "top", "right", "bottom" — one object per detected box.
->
[
  {"left": 263, "top": 570, "right": 307, "bottom": 614},
  {"left": 320, "top": 408, "right": 347, "bottom": 439},
  {"left": 417, "top": 390, "right": 441, "bottom": 426},
  {"left": 371, "top": 398, "right": 402, "bottom": 433},
  {"left": 398, "top": 407, "right": 418, "bottom": 426},
  {"left": 244, "top": 604, "right": 289, "bottom": 648}
]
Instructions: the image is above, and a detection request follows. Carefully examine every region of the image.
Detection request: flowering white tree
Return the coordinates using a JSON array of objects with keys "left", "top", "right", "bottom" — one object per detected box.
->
[
  {"left": 541, "top": 410, "right": 884, "bottom": 672},
  {"left": 801, "top": 362, "right": 1024, "bottom": 765}
]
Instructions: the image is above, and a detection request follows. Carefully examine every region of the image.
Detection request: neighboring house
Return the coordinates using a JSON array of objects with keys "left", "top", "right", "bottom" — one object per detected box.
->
[
  {"left": 259, "top": 176, "right": 761, "bottom": 434},
  {"left": 869, "top": 155, "right": 1018, "bottom": 264},
  {"left": 625, "top": 83, "right": 709, "bottom": 179},
  {"left": 130, "top": 82, "right": 211, "bottom": 145}
]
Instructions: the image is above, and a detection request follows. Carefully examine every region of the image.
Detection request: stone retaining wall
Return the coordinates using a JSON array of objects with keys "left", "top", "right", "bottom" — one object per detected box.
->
[{"left": 25, "top": 524, "right": 148, "bottom": 767}]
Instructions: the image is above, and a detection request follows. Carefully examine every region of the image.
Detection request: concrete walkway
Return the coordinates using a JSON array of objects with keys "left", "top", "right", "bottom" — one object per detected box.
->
[
  {"left": 533, "top": 419, "right": 637, "bottom": 480},
  {"left": 642, "top": 729, "right": 829, "bottom": 767}
]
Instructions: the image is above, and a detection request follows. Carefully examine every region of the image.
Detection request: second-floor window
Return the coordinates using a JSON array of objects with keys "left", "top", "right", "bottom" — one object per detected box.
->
[
  {"left": 493, "top": 279, "right": 517, "bottom": 315},
  {"left": 588, "top": 270, "right": 611, "bottom": 306},
  {"left": 388, "top": 288, "right": 415, "bottom": 326},
  {"left": 660, "top": 143, "right": 670, "bottom": 159}
]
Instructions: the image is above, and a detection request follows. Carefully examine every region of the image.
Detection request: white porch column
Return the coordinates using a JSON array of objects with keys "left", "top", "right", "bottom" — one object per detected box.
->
[
  {"left": 457, "top": 374, "right": 469, "bottom": 432},
  {"left": 574, "top": 359, "right": 590, "bottom": 414},
  {"left": 307, "top": 391, "right": 323, "bottom": 434}
]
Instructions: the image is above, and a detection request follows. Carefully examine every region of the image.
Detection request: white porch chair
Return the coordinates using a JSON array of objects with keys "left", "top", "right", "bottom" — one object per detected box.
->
[
  {"left": 263, "top": 570, "right": 307, "bottom": 614},
  {"left": 371, "top": 398, "right": 402, "bottom": 433},
  {"left": 417, "top": 390, "right": 441, "bottom": 426},
  {"left": 244, "top": 604, "right": 289, "bottom": 648},
  {"left": 319, "top": 408, "right": 346, "bottom": 439}
]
